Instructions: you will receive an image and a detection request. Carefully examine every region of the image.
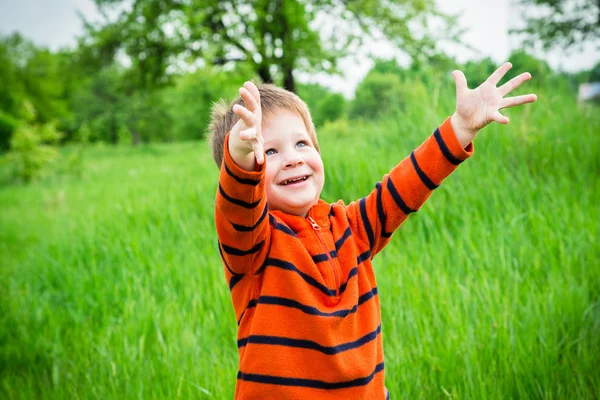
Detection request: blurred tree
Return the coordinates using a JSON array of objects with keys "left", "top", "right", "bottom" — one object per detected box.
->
[
  {"left": 350, "top": 72, "right": 405, "bottom": 119},
  {"left": 83, "top": 0, "right": 458, "bottom": 92},
  {"left": 4, "top": 120, "right": 62, "bottom": 183},
  {"left": 590, "top": 61, "right": 600, "bottom": 81},
  {"left": 516, "top": 0, "right": 600, "bottom": 49},
  {"left": 297, "top": 84, "right": 345, "bottom": 126},
  {"left": 164, "top": 66, "right": 247, "bottom": 141},
  {"left": 506, "top": 50, "right": 551, "bottom": 83},
  {"left": 462, "top": 58, "right": 498, "bottom": 88},
  {"left": 72, "top": 65, "right": 173, "bottom": 144}
]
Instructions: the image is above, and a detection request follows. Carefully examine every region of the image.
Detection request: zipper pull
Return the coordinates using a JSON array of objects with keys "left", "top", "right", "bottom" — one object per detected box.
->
[{"left": 307, "top": 216, "right": 321, "bottom": 231}]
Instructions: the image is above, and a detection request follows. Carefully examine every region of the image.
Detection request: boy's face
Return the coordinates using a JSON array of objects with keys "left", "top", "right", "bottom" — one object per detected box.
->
[{"left": 262, "top": 108, "right": 324, "bottom": 217}]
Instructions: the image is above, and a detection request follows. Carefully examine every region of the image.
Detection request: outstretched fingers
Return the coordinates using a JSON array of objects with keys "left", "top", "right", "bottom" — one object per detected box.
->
[
  {"left": 239, "top": 87, "right": 258, "bottom": 112},
  {"left": 232, "top": 104, "right": 255, "bottom": 127},
  {"left": 244, "top": 81, "right": 261, "bottom": 109},
  {"left": 452, "top": 70, "right": 469, "bottom": 94},
  {"left": 500, "top": 94, "right": 538, "bottom": 109},
  {"left": 487, "top": 62, "right": 512, "bottom": 86},
  {"left": 498, "top": 72, "right": 532, "bottom": 97}
]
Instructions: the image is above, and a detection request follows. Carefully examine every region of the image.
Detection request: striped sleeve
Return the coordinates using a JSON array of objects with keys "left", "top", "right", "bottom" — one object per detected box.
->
[
  {"left": 215, "top": 133, "right": 271, "bottom": 278},
  {"left": 347, "top": 117, "right": 473, "bottom": 258}
]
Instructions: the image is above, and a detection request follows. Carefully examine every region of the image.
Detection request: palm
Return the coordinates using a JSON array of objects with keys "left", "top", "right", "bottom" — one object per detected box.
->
[{"left": 453, "top": 62, "right": 537, "bottom": 134}]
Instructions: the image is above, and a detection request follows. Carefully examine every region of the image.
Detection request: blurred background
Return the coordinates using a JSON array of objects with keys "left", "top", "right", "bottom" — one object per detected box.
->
[{"left": 0, "top": 0, "right": 598, "bottom": 399}]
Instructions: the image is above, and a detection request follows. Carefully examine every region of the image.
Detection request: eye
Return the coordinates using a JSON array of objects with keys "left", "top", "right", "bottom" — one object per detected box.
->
[
  {"left": 296, "top": 141, "right": 308, "bottom": 148},
  {"left": 265, "top": 148, "right": 277, "bottom": 156}
]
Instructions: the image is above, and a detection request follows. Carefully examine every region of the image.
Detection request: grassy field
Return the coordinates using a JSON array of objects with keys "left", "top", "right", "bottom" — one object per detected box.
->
[{"left": 1, "top": 84, "right": 599, "bottom": 399}]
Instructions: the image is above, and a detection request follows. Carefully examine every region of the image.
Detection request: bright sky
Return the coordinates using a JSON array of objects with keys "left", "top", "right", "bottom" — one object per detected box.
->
[{"left": 1, "top": 0, "right": 598, "bottom": 96}]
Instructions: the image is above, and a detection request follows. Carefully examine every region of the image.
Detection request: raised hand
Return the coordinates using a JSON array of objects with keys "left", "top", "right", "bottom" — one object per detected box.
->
[
  {"left": 450, "top": 62, "right": 537, "bottom": 147},
  {"left": 229, "top": 81, "right": 265, "bottom": 170}
]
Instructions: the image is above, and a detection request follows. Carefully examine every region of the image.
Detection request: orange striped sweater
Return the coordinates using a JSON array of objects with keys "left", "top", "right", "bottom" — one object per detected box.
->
[{"left": 215, "top": 117, "right": 473, "bottom": 399}]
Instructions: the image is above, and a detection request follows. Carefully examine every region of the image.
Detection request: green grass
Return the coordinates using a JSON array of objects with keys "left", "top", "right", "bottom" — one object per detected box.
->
[{"left": 1, "top": 84, "right": 599, "bottom": 399}]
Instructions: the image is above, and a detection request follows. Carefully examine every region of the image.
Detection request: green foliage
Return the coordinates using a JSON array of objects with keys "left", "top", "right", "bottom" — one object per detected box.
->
[
  {"left": 351, "top": 73, "right": 404, "bottom": 119},
  {"left": 0, "top": 112, "right": 18, "bottom": 152},
  {"left": 86, "top": 0, "right": 456, "bottom": 91},
  {"left": 589, "top": 62, "right": 600, "bottom": 82},
  {"left": 126, "top": 91, "right": 172, "bottom": 143},
  {"left": 75, "top": 121, "right": 93, "bottom": 144},
  {"left": 117, "top": 124, "right": 132, "bottom": 145},
  {"left": 0, "top": 77, "right": 598, "bottom": 398},
  {"left": 164, "top": 67, "right": 247, "bottom": 141},
  {"left": 315, "top": 93, "right": 346, "bottom": 125},
  {"left": 462, "top": 57, "right": 498, "bottom": 88},
  {"left": 71, "top": 65, "right": 173, "bottom": 144},
  {"left": 297, "top": 84, "right": 346, "bottom": 127},
  {"left": 4, "top": 122, "right": 62, "bottom": 182},
  {"left": 507, "top": 50, "right": 552, "bottom": 84},
  {"left": 516, "top": 0, "right": 600, "bottom": 49},
  {"left": 0, "top": 34, "right": 71, "bottom": 126}
]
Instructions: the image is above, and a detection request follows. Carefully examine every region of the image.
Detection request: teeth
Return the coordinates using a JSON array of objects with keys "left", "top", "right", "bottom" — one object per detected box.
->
[{"left": 282, "top": 176, "right": 307, "bottom": 185}]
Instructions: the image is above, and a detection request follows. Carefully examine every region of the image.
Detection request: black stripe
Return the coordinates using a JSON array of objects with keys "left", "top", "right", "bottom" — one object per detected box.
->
[
  {"left": 229, "top": 275, "right": 243, "bottom": 290},
  {"left": 359, "top": 198, "right": 375, "bottom": 250},
  {"left": 311, "top": 250, "right": 337, "bottom": 264},
  {"left": 218, "top": 241, "right": 243, "bottom": 277},
  {"left": 386, "top": 177, "right": 416, "bottom": 215},
  {"left": 410, "top": 151, "right": 438, "bottom": 190},
  {"left": 335, "top": 227, "right": 352, "bottom": 251},
  {"left": 386, "top": 388, "right": 390, "bottom": 400},
  {"left": 257, "top": 287, "right": 378, "bottom": 318},
  {"left": 328, "top": 204, "right": 335, "bottom": 217},
  {"left": 224, "top": 161, "right": 261, "bottom": 185},
  {"left": 218, "top": 184, "right": 261, "bottom": 209},
  {"left": 267, "top": 258, "right": 336, "bottom": 296},
  {"left": 237, "top": 362, "right": 385, "bottom": 389},
  {"left": 338, "top": 267, "right": 358, "bottom": 294},
  {"left": 231, "top": 204, "right": 268, "bottom": 231},
  {"left": 221, "top": 240, "right": 264, "bottom": 256},
  {"left": 269, "top": 214, "right": 297, "bottom": 237},
  {"left": 375, "top": 182, "right": 392, "bottom": 238},
  {"left": 254, "top": 255, "right": 269, "bottom": 276},
  {"left": 237, "top": 299, "right": 258, "bottom": 325},
  {"left": 434, "top": 128, "right": 463, "bottom": 165},
  {"left": 238, "top": 325, "right": 381, "bottom": 355},
  {"left": 357, "top": 250, "right": 371, "bottom": 264}
]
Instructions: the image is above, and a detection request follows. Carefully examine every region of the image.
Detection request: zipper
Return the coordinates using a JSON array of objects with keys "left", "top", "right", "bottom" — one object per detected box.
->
[{"left": 307, "top": 216, "right": 340, "bottom": 296}]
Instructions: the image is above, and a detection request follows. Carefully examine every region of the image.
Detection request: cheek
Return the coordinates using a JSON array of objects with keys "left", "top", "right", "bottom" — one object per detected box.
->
[
  {"left": 309, "top": 154, "right": 325, "bottom": 176},
  {"left": 265, "top": 163, "right": 277, "bottom": 184}
]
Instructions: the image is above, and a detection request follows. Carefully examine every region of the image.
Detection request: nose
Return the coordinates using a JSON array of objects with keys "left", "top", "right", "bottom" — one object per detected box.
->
[{"left": 283, "top": 153, "right": 304, "bottom": 169}]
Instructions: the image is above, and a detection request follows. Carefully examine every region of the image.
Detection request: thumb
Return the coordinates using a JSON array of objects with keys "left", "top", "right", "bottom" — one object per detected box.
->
[
  {"left": 492, "top": 111, "right": 509, "bottom": 124},
  {"left": 452, "top": 70, "right": 468, "bottom": 94}
]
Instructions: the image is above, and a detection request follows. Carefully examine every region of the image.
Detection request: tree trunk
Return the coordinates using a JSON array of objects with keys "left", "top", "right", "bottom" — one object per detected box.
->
[
  {"left": 257, "top": 64, "right": 273, "bottom": 84},
  {"left": 283, "top": 67, "right": 296, "bottom": 93}
]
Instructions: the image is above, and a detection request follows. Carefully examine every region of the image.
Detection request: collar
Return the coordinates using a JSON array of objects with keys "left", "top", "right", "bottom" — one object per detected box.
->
[{"left": 271, "top": 199, "right": 332, "bottom": 233}]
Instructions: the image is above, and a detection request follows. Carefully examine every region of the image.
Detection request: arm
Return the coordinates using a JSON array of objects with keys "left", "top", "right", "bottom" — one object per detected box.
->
[
  {"left": 215, "top": 82, "right": 270, "bottom": 282},
  {"left": 346, "top": 117, "right": 472, "bottom": 258},
  {"left": 348, "top": 62, "right": 537, "bottom": 258}
]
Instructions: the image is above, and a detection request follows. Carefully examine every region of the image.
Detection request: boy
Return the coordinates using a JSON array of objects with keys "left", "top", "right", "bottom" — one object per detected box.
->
[{"left": 209, "top": 62, "right": 536, "bottom": 399}]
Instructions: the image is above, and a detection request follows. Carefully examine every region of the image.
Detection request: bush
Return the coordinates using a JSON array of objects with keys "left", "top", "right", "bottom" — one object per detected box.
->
[
  {"left": 462, "top": 58, "right": 498, "bottom": 88},
  {"left": 350, "top": 72, "right": 405, "bottom": 119},
  {"left": 165, "top": 67, "right": 248, "bottom": 141},
  {"left": 507, "top": 50, "right": 551, "bottom": 84},
  {"left": 4, "top": 122, "right": 61, "bottom": 182}
]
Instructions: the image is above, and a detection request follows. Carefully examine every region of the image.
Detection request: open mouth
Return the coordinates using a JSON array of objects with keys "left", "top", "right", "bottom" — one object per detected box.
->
[{"left": 279, "top": 176, "right": 309, "bottom": 186}]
